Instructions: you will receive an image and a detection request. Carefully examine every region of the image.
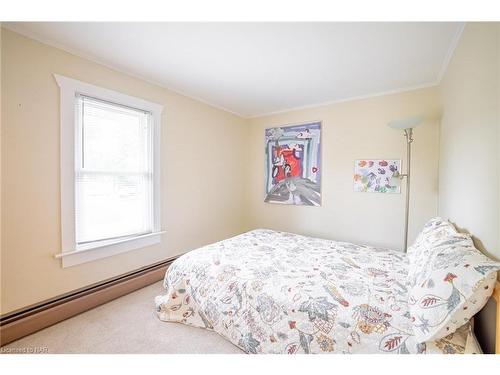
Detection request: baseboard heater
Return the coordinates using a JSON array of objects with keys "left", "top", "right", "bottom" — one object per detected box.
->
[{"left": 0, "top": 256, "right": 178, "bottom": 347}]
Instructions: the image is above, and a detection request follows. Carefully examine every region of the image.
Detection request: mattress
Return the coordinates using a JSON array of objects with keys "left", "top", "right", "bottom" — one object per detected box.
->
[{"left": 155, "top": 229, "right": 479, "bottom": 354}]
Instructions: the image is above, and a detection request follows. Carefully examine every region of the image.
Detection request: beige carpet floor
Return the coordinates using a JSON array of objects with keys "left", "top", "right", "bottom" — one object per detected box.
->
[{"left": 3, "top": 281, "right": 242, "bottom": 354}]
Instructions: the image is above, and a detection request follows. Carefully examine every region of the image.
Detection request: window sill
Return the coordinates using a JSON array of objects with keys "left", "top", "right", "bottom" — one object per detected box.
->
[{"left": 57, "top": 231, "right": 165, "bottom": 268}]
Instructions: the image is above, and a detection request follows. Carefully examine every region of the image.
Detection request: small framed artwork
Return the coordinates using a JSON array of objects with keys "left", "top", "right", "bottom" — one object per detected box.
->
[
  {"left": 353, "top": 159, "right": 401, "bottom": 194},
  {"left": 265, "top": 121, "right": 321, "bottom": 206}
]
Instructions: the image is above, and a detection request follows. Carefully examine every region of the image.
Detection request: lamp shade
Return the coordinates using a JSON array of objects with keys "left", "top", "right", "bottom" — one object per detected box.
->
[{"left": 388, "top": 115, "right": 424, "bottom": 130}]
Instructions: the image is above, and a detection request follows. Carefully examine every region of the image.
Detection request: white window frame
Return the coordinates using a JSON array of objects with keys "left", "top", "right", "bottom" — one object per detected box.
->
[{"left": 54, "top": 74, "right": 164, "bottom": 268}]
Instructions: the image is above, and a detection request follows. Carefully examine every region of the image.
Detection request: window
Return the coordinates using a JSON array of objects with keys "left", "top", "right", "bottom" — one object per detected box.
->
[
  {"left": 75, "top": 95, "right": 153, "bottom": 245},
  {"left": 55, "top": 75, "right": 163, "bottom": 267}
]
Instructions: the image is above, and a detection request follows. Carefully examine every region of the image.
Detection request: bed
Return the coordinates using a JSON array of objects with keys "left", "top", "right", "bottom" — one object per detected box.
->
[{"left": 155, "top": 219, "right": 500, "bottom": 354}]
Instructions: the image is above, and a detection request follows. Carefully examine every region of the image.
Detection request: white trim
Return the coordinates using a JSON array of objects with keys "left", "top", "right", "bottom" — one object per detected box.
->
[
  {"left": 54, "top": 74, "right": 164, "bottom": 114},
  {"left": 54, "top": 74, "right": 164, "bottom": 268},
  {"left": 247, "top": 82, "right": 438, "bottom": 119},
  {"left": 54, "top": 231, "right": 166, "bottom": 258},
  {"left": 5, "top": 23, "right": 459, "bottom": 119},
  {"left": 436, "top": 22, "right": 466, "bottom": 83},
  {"left": 60, "top": 233, "right": 163, "bottom": 268},
  {"left": 4, "top": 24, "right": 245, "bottom": 119}
]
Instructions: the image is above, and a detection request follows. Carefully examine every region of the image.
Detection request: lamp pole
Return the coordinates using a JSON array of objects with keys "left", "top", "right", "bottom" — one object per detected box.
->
[
  {"left": 388, "top": 115, "right": 422, "bottom": 253},
  {"left": 402, "top": 128, "right": 414, "bottom": 252}
]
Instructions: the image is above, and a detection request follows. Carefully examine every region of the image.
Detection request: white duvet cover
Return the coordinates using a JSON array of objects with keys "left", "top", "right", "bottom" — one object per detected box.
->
[{"left": 155, "top": 229, "right": 475, "bottom": 354}]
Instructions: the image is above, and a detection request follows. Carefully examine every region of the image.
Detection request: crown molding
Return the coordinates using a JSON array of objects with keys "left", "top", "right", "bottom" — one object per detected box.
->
[
  {"left": 247, "top": 82, "right": 439, "bottom": 119},
  {"left": 436, "top": 22, "right": 466, "bottom": 83},
  {"left": 3, "top": 23, "right": 460, "bottom": 120},
  {"left": 2, "top": 23, "right": 247, "bottom": 119}
]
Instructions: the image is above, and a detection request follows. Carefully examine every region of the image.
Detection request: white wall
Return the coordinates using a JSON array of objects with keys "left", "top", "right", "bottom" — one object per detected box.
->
[
  {"left": 438, "top": 22, "right": 499, "bottom": 354},
  {"left": 244, "top": 87, "right": 441, "bottom": 251},
  {"left": 1, "top": 29, "right": 247, "bottom": 314},
  {"left": 439, "top": 23, "right": 499, "bottom": 260}
]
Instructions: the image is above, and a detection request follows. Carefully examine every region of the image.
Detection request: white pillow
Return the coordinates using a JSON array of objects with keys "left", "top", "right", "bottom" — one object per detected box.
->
[
  {"left": 407, "top": 218, "right": 500, "bottom": 342},
  {"left": 407, "top": 217, "right": 458, "bottom": 261},
  {"left": 407, "top": 217, "right": 460, "bottom": 288}
]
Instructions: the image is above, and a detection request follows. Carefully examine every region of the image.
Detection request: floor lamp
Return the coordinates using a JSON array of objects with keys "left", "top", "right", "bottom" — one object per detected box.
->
[{"left": 388, "top": 115, "right": 424, "bottom": 252}]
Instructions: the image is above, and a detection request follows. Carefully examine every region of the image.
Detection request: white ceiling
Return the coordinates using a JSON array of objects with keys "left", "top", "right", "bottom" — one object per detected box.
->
[{"left": 5, "top": 22, "right": 464, "bottom": 118}]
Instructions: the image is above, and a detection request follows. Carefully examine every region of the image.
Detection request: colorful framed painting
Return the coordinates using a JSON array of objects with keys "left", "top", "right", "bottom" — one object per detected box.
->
[
  {"left": 265, "top": 121, "right": 321, "bottom": 206},
  {"left": 353, "top": 159, "right": 401, "bottom": 194}
]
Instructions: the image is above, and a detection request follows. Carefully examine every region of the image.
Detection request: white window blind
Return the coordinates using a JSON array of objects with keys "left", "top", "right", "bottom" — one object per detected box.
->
[{"left": 75, "top": 95, "right": 153, "bottom": 246}]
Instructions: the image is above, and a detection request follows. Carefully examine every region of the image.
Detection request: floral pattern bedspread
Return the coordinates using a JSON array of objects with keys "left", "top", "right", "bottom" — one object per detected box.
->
[{"left": 155, "top": 229, "right": 472, "bottom": 354}]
